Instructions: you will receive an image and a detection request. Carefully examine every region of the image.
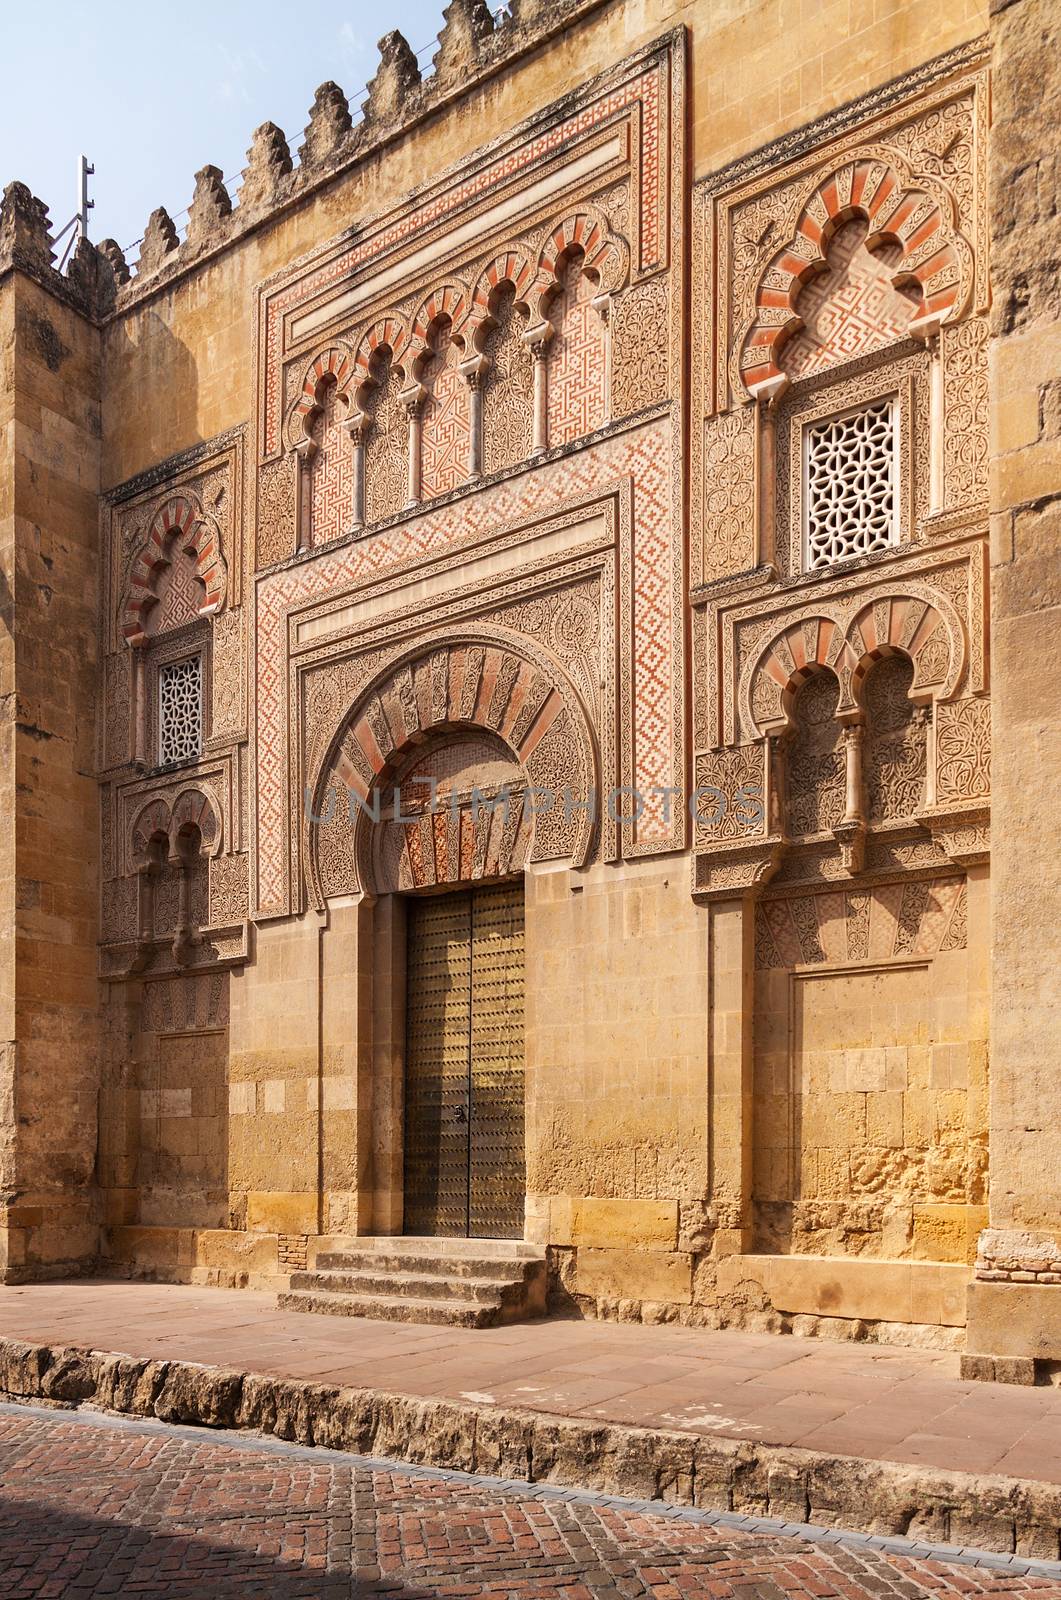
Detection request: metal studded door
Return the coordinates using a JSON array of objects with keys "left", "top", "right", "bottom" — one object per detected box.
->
[{"left": 404, "top": 881, "right": 525, "bottom": 1239}]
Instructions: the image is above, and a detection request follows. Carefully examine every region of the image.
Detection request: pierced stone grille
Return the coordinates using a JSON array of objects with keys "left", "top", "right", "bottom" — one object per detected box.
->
[
  {"left": 158, "top": 656, "right": 202, "bottom": 766},
  {"left": 803, "top": 398, "right": 897, "bottom": 570}
]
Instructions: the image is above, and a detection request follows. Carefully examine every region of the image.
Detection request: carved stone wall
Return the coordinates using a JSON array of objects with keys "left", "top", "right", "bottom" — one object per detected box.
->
[
  {"left": 863, "top": 654, "right": 928, "bottom": 823},
  {"left": 691, "top": 47, "right": 990, "bottom": 909},
  {"left": 786, "top": 671, "right": 845, "bottom": 838},
  {"left": 253, "top": 33, "right": 686, "bottom": 918},
  {"left": 684, "top": 45, "right": 995, "bottom": 1320},
  {"left": 482, "top": 288, "right": 534, "bottom": 474},
  {"left": 753, "top": 875, "right": 985, "bottom": 1263},
  {"left": 99, "top": 429, "right": 251, "bottom": 982},
  {"left": 692, "top": 42, "right": 989, "bottom": 587}
]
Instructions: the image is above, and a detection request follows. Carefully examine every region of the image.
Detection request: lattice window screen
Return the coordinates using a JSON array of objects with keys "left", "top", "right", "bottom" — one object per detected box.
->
[
  {"left": 803, "top": 397, "right": 897, "bottom": 571},
  {"left": 158, "top": 656, "right": 202, "bottom": 765}
]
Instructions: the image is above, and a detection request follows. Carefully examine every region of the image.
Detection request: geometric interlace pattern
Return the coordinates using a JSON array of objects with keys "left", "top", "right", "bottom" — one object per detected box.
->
[
  {"left": 310, "top": 378, "right": 352, "bottom": 546},
  {"left": 421, "top": 329, "right": 469, "bottom": 498},
  {"left": 804, "top": 397, "right": 897, "bottom": 571},
  {"left": 547, "top": 258, "right": 606, "bottom": 447},
  {"left": 782, "top": 219, "right": 917, "bottom": 381},
  {"left": 153, "top": 548, "right": 203, "bottom": 635},
  {"left": 255, "top": 420, "right": 677, "bottom": 910},
  {"left": 158, "top": 655, "right": 202, "bottom": 765}
]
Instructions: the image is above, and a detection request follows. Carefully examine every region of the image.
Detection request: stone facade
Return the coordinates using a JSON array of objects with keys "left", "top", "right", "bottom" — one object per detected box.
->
[{"left": 0, "top": 0, "right": 1057, "bottom": 1371}]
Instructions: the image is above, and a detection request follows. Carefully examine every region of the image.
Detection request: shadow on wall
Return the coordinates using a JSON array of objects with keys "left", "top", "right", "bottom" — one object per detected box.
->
[{"left": 101, "top": 309, "right": 203, "bottom": 485}]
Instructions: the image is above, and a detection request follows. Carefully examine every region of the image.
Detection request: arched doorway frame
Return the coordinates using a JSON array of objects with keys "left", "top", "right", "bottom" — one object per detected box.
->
[{"left": 305, "top": 628, "right": 600, "bottom": 1239}]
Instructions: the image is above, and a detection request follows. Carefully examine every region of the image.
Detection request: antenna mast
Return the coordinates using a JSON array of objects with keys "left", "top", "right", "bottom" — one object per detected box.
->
[{"left": 52, "top": 155, "right": 95, "bottom": 270}]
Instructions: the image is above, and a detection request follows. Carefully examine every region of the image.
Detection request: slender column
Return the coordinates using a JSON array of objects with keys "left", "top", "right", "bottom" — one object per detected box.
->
[
  {"left": 751, "top": 375, "right": 788, "bottom": 572},
  {"left": 293, "top": 441, "right": 315, "bottom": 552},
  {"left": 136, "top": 864, "right": 155, "bottom": 947},
  {"left": 928, "top": 332, "right": 945, "bottom": 514},
  {"left": 765, "top": 731, "right": 787, "bottom": 837},
  {"left": 132, "top": 646, "right": 148, "bottom": 768},
  {"left": 406, "top": 402, "right": 422, "bottom": 508},
  {"left": 346, "top": 423, "right": 366, "bottom": 530},
  {"left": 524, "top": 321, "right": 553, "bottom": 455},
  {"left": 909, "top": 313, "right": 944, "bottom": 516},
  {"left": 834, "top": 717, "right": 867, "bottom": 874},
  {"left": 459, "top": 351, "right": 487, "bottom": 478},
  {"left": 708, "top": 897, "right": 755, "bottom": 1254},
  {"left": 398, "top": 378, "right": 427, "bottom": 509},
  {"left": 841, "top": 719, "right": 865, "bottom": 826}
]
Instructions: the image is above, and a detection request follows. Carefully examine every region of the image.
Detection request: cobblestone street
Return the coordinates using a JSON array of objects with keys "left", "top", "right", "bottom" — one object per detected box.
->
[{"left": 0, "top": 1406, "right": 1055, "bottom": 1600}]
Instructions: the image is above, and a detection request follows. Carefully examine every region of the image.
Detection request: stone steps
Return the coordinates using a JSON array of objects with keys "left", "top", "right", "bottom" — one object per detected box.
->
[
  {"left": 290, "top": 1269, "right": 514, "bottom": 1303},
  {"left": 277, "top": 1288, "right": 498, "bottom": 1327},
  {"left": 278, "top": 1237, "right": 548, "bottom": 1327},
  {"left": 317, "top": 1235, "right": 543, "bottom": 1260},
  {"left": 313, "top": 1251, "right": 529, "bottom": 1282}
]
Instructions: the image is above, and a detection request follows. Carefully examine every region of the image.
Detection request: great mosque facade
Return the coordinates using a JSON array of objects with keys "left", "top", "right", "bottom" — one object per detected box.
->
[{"left": 0, "top": 0, "right": 1057, "bottom": 1375}]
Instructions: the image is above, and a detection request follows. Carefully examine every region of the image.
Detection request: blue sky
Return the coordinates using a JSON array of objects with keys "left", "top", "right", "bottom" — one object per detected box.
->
[{"left": 3, "top": 2, "right": 454, "bottom": 254}]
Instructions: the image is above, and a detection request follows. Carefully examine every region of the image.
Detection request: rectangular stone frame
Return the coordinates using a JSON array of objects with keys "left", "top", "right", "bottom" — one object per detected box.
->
[
  {"left": 250, "top": 31, "right": 687, "bottom": 920},
  {"left": 686, "top": 41, "right": 991, "bottom": 1285}
]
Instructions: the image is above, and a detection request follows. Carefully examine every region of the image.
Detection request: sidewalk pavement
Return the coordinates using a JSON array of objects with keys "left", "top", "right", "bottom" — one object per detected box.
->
[{"left": 0, "top": 1279, "right": 1057, "bottom": 1485}]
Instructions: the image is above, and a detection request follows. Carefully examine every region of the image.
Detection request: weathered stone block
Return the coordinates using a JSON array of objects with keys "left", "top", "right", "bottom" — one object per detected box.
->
[
  {"left": 194, "top": 1228, "right": 279, "bottom": 1273},
  {"left": 573, "top": 1248, "right": 693, "bottom": 1305},
  {"left": 246, "top": 1192, "right": 317, "bottom": 1236},
  {"left": 550, "top": 1196, "right": 679, "bottom": 1251},
  {"left": 722, "top": 1255, "right": 969, "bottom": 1328},
  {"left": 40, "top": 1348, "right": 100, "bottom": 1403},
  {"left": 966, "top": 1281, "right": 1061, "bottom": 1361}
]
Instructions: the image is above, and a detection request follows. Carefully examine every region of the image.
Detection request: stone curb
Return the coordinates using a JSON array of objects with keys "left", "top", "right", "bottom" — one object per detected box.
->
[{"left": 1, "top": 1335, "right": 1059, "bottom": 1571}]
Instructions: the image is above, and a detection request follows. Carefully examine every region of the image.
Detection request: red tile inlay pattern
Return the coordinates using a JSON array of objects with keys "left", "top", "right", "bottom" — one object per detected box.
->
[
  {"left": 254, "top": 421, "right": 676, "bottom": 915},
  {"left": 261, "top": 62, "right": 663, "bottom": 459},
  {"left": 420, "top": 331, "right": 469, "bottom": 500},
  {"left": 0, "top": 1409, "right": 1051, "bottom": 1600},
  {"left": 309, "top": 380, "right": 353, "bottom": 547},
  {"left": 547, "top": 260, "right": 607, "bottom": 448}
]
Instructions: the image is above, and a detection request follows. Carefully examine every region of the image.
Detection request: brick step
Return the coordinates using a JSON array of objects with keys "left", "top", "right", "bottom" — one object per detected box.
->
[
  {"left": 277, "top": 1288, "right": 499, "bottom": 1328},
  {"left": 314, "top": 1251, "right": 538, "bottom": 1281}
]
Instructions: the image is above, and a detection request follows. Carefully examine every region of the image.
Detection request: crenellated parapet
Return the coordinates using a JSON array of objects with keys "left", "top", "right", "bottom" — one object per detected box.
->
[
  {"left": 0, "top": 179, "right": 125, "bottom": 318},
  {"left": 16, "top": 0, "right": 605, "bottom": 321}
]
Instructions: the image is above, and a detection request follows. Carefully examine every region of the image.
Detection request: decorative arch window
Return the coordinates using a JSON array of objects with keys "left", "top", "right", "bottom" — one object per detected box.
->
[
  {"left": 418, "top": 317, "right": 469, "bottom": 500},
  {"left": 862, "top": 652, "right": 928, "bottom": 823},
  {"left": 545, "top": 250, "right": 607, "bottom": 447},
  {"left": 121, "top": 494, "right": 225, "bottom": 771},
  {"left": 481, "top": 283, "right": 533, "bottom": 475},
  {"left": 129, "top": 789, "right": 219, "bottom": 970},
  {"left": 803, "top": 395, "right": 899, "bottom": 570},
  {"left": 780, "top": 218, "right": 919, "bottom": 383},
  {"left": 737, "top": 157, "right": 971, "bottom": 582},
  {"left": 785, "top": 668, "right": 846, "bottom": 838}
]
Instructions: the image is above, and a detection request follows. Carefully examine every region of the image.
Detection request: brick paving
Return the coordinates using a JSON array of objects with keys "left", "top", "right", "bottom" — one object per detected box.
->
[
  {"left": 0, "top": 1405, "right": 1055, "bottom": 1600},
  {"left": 1, "top": 1282, "right": 1060, "bottom": 1486}
]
